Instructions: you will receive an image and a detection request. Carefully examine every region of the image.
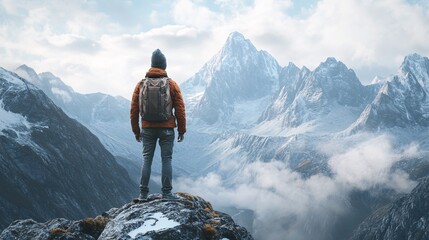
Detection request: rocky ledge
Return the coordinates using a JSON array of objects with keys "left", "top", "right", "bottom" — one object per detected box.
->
[{"left": 0, "top": 193, "right": 254, "bottom": 240}]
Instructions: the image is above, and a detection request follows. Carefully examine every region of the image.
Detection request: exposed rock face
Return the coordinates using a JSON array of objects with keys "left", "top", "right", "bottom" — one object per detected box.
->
[
  {"left": 349, "top": 54, "right": 429, "bottom": 131},
  {"left": 260, "top": 57, "right": 369, "bottom": 129},
  {"left": 14, "top": 65, "right": 142, "bottom": 181},
  {"left": 0, "top": 193, "right": 254, "bottom": 240},
  {"left": 349, "top": 177, "right": 429, "bottom": 240},
  {"left": 0, "top": 67, "right": 136, "bottom": 230}
]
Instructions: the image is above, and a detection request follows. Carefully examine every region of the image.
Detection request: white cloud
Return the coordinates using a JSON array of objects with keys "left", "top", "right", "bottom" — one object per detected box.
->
[
  {"left": 197, "top": 0, "right": 429, "bottom": 82},
  {"left": 1, "top": 0, "right": 429, "bottom": 98},
  {"left": 176, "top": 134, "right": 417, "bottom": 240},
  {"left": 51, "top": 87, "right": 72, "bottom": 103},
  {"left": 328, "top": 134, "right": 410, "bottom": 191},
  {"left": 172, "top": 0, "right": 223, "bottom": 29}
]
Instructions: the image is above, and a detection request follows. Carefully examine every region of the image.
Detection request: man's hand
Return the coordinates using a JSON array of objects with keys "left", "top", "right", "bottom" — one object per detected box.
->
[
  {"left": 177, "top": 133, "right": 184, "bottom": 142},
  {"left": 135, "top": 134, "right": 142, "bottom": 142}
]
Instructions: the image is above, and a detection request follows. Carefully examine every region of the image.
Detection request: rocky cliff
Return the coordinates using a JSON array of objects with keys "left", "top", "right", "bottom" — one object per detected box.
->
[
  {"left": 0, "top": 67, "right": 136, "bottom": 230},
  {"left": 349, "top": 177, "right": 429, "bottom": 240},
  {"left": 0, "top": 193, "right": 254, "bottom": 240}
]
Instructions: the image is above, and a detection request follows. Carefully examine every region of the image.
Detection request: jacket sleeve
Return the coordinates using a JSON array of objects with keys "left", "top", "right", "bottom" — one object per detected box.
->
[
  {"left": 130, "top": 82, "right": 141, "bottom": 136},
  {"left": 169, "top": 79, "right": 187, "bottom": 134}
]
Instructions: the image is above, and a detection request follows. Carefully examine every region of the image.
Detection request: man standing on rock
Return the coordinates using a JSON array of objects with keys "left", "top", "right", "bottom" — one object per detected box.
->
[{"left": 130, "top": 49, "right": 186, "bottom": 200}]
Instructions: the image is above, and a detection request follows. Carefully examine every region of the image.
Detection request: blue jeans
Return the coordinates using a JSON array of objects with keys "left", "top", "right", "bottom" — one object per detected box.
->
[{"left": 140, "top": 128, "right": 174, "bottom": 195}]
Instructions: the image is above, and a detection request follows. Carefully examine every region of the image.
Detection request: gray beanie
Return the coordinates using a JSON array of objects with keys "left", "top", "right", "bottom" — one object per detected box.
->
[{"left": 151, "top": 49, "right": 167, "bottom": 70}]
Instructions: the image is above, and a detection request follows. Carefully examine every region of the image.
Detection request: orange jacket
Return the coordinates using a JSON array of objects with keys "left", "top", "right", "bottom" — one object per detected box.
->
[{"left": 130, "top": 68, "right": 186, "bottom": 135}]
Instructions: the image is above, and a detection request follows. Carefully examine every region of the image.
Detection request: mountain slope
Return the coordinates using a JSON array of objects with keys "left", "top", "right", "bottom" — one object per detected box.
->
[
  {"left": 349, "top": 54, "right": 429, "bottom": 131},
  {"left": 183, "top": 31, "right": 281, "bottom": 126},
  {"left": 255, "top": 57, "right": 372, "bottom": 135},
  {"left": 0, "top": 67, "right": 136, "bottom": 230},
  {"left": 350, "top": 177, "right": 429, "bottom": 240},
  {"left": 15, "top": 65, "right": 143, "bottom": 180},
  {"left": 178, "top": 32, "right": 429, "bottom": 239}
]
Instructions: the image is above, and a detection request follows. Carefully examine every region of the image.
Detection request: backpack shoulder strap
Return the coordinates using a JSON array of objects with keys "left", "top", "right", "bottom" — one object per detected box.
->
[
  {"left": 139, "top": 78, "right": 147, "bottom": 87},
  {"left": 138, "top": 78, "right": 147, "bottom": 115}
]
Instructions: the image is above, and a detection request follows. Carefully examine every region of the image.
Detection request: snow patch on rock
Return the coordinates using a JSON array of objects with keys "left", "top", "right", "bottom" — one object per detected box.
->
[{"left": 128, "top": 212, "right": 180, "bottom": 238}]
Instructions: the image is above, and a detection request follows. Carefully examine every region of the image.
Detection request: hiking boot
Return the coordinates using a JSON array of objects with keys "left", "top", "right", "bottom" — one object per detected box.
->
[
  {"left": 139, "top": 192, "right": 148, "bottom": 200},
  {"left": 162, "top": 193, "right": 179, "bottom": 200}
]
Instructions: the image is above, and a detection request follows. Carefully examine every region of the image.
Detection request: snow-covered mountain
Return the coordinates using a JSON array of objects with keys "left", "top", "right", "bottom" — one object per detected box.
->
[
  {"left": 349, "top": 54, "right": 429, "bottom": 131},
  {"left": 182, "top": 32, "right": 281, "bottom": 126},
  {"left": 182, "top": 33, "right": 429, "bottom": 138},
  {"left": 179, "top": 31, "right": 429, "bottom": 178},
  {"left": 256, "top": 57, "right": 374, "bottom": 135},
  {"left": 5, "top": 29, "right": 429, "bottom": 239},
  {"left": 179, "top": 32, "right": 429, "bottom": 239},
  {"left": 15, "top": 65, "right": 143, "bottom": 180},
  {"left": 0, "top": 67, "right": 136, "bottom": 230}
]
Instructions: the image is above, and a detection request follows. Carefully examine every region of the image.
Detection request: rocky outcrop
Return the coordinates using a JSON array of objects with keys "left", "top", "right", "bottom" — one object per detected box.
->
[{"left": 0, "top": 193, "right": 254, "bottom": 240}]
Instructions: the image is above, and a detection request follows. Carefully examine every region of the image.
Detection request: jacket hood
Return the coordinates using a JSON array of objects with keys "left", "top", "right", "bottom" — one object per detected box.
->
[{"left": 146, "top": 68, "right": 168, "bottom": 78}]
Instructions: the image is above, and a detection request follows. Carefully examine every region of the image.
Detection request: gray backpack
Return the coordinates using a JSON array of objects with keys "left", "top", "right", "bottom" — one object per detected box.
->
[{"left": 139, "top": 77, "right": 173, "bottom": 121}]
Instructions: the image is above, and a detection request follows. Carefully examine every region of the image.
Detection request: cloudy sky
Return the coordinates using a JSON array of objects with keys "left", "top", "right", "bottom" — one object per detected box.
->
[{"left": 1, "top": 0, "right": 428, "bottom": 99}]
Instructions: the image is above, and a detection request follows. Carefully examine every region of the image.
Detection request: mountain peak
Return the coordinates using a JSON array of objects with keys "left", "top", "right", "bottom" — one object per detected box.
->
[
  {"left": 401, "top": 53, "right": 429, "bottom": 70},
  {"left": 314, "top": 57, "right": 350, "bottom": 74},
  {"left": 15, "top": 64, "right": 40, "bottom": 83},
  {"left": 222, "top": 31, "right": 257, "bottom": 55},
  {"left": 319, "top": 57, "right": 343, "bottom": 68},
  {"left": 227, "top": 31, "right": 246, "bottom": 42},
  {"left": 404, "top": 53, "right": 426, "bottom": 63},
  {"left": 315, "top": 57, "right": 351, "bottom": 75},
  {"left": 0, "top": 67, "right": 27, "bottom": 87},
  {"left": 399, "top": 52, "right": 429, "bottom": 90},
  {"left": 17, "top": 64, "right": 32, "bottom": 70},
  {"left": 286, "top": 62, "right": 298, "bottom": 69},
  {"left": 325, "top": 57, "right": 338, "bottom": 63},
  {"left": 189, "top": 31, "right": 280, "bottom": 125}
]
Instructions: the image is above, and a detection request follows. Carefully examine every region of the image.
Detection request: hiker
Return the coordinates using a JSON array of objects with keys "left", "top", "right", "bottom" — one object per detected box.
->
[{"left": 130, "top": 49, "right": 186, "bottom": 200}]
